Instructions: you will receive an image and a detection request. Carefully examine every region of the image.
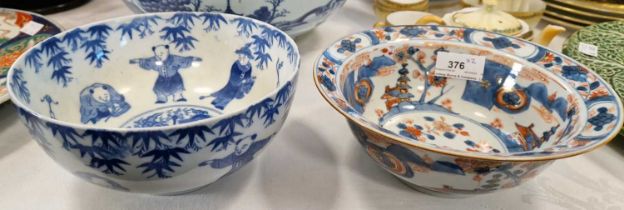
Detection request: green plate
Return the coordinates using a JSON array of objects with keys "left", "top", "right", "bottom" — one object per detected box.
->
[{"left": 563, "top": 20, "right": 624, "bottom": 135}]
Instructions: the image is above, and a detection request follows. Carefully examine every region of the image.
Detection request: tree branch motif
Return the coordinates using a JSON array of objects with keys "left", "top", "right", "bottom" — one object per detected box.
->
[
  {"left": 126, "top": 131, "right": 170, "bottom": 156},
  {"left": 137, "top": 146, "right": 190, "bottom": 178},
  {"left": 117, "top": 16, "right": 161, "bottom": 40},
  {"left": 10, "top": 68, "right": 30, "bottom": 103},
  {"left": 189, "top": 0, "right": 201, "bottom": 11},
  {"left": 232, "top": 17, "right": 258, "bottom": 37},
  {"left": 199, "top": 13, "right": 228, "bottom": 32},
  {"left": 169, "top": 125, "right": 214, "bottom": 151}
]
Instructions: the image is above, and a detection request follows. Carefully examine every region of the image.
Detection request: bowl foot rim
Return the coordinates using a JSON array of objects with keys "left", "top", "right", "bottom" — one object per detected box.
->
[
  {"left": 153, "top": 184, "right": 210, "bottom": 196},
  {"left": 394, "top": 176, "right": 476, "bottom": 198}
]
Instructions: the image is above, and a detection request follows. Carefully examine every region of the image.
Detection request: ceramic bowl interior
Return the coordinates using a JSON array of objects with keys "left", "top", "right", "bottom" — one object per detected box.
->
[
  {"left": 8, "top": 12, "right": 299, "bottom": 129},
  {"left": 339, "top": 40, "right": 587, "bottom": 154},
  {"left": 125, "top": 0, "right": 347, "bottom": 36},
  {"left": 315, "top": 25, "right": 623, "bottom": 160}
]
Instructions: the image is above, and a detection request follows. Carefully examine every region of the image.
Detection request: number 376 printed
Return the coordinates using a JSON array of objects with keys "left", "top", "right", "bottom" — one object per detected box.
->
[
  {"left": 435, "top": 51, "right": 485, "bottom": 81},
  {"left": 447, "top": 58, "right": 477, "bottom": 70}
]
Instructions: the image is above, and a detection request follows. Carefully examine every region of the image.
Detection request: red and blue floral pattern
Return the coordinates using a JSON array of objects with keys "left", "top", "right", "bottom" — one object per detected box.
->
[{"left": 316, "top": 25, "right": 622, "bottom": 195}]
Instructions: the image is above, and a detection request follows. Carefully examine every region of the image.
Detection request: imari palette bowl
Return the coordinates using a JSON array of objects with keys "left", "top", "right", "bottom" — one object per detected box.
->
[
  {"left": 313, "top": 25, "right": 623, "bottom": 196},
  {"left": 7, "top": 12, "right": 300, "bottom": 194},
  {"left": 123, "top": 0, "right": 347, "bottom": 37}
]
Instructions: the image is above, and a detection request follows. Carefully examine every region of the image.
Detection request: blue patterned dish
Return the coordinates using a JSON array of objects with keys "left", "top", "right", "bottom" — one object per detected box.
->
[
  {"left": 123, "top": 0, "right": 347, "bottom": 37},
  {"left": 7, "top": 12, "right": 300, "bottom": 194},
  {"left": 314, "top": 25, "right": 623, "bottom": 196}
]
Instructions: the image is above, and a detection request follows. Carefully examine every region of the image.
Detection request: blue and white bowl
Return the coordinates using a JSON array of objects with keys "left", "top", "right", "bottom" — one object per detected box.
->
[
  {"left": 123, "top": 0, "right": 347, "bottom": 37},
  {"left": 7, "top": 12, "right": 300, "bottom": 194}
]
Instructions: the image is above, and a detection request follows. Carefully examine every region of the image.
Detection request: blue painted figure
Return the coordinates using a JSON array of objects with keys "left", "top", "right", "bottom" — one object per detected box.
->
[
  {"left": 41, "top": 95, "right": 59, "bottom": 119},
  {"left": 200, "top": 45, "right": 256, "bottom": 110},
  {"left": 129, "top": 44, "right": 202, "bottom": 103},
  {"left": 79, "top": 83, "right": 131, "bottom": 124},
  {"left": 198, "top": 134, "right": 271, "bottom": 175}
]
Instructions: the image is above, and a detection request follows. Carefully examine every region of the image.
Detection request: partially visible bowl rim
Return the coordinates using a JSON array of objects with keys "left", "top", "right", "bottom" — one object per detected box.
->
[
  {"left": 0, "top": 8, "right": 65, "bottom": 105},
  {"left": 7, "top": 12, "right": 301, "bottom": 132},
  {"left": 0, "top": 7, "right": 66, "bottom": 31},
  {"left": 313, "top": 25, "right": 623, "bottom": 162}
]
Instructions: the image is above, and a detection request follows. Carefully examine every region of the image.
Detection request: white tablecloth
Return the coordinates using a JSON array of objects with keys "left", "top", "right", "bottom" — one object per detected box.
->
[{"left": 1, "top": 0, "right": 623, "bottom": 209}]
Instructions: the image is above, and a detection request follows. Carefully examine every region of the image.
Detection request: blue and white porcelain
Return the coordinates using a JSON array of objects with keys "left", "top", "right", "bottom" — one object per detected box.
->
[
  {"left": 7, "top": 12, "right": 300, "bottom": 194},
  {"left": 123, "top": 0, "right": 347, "bottom": 37},
  {"left": 314, "top": 25, "right": 623, "bottom": 196}
]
